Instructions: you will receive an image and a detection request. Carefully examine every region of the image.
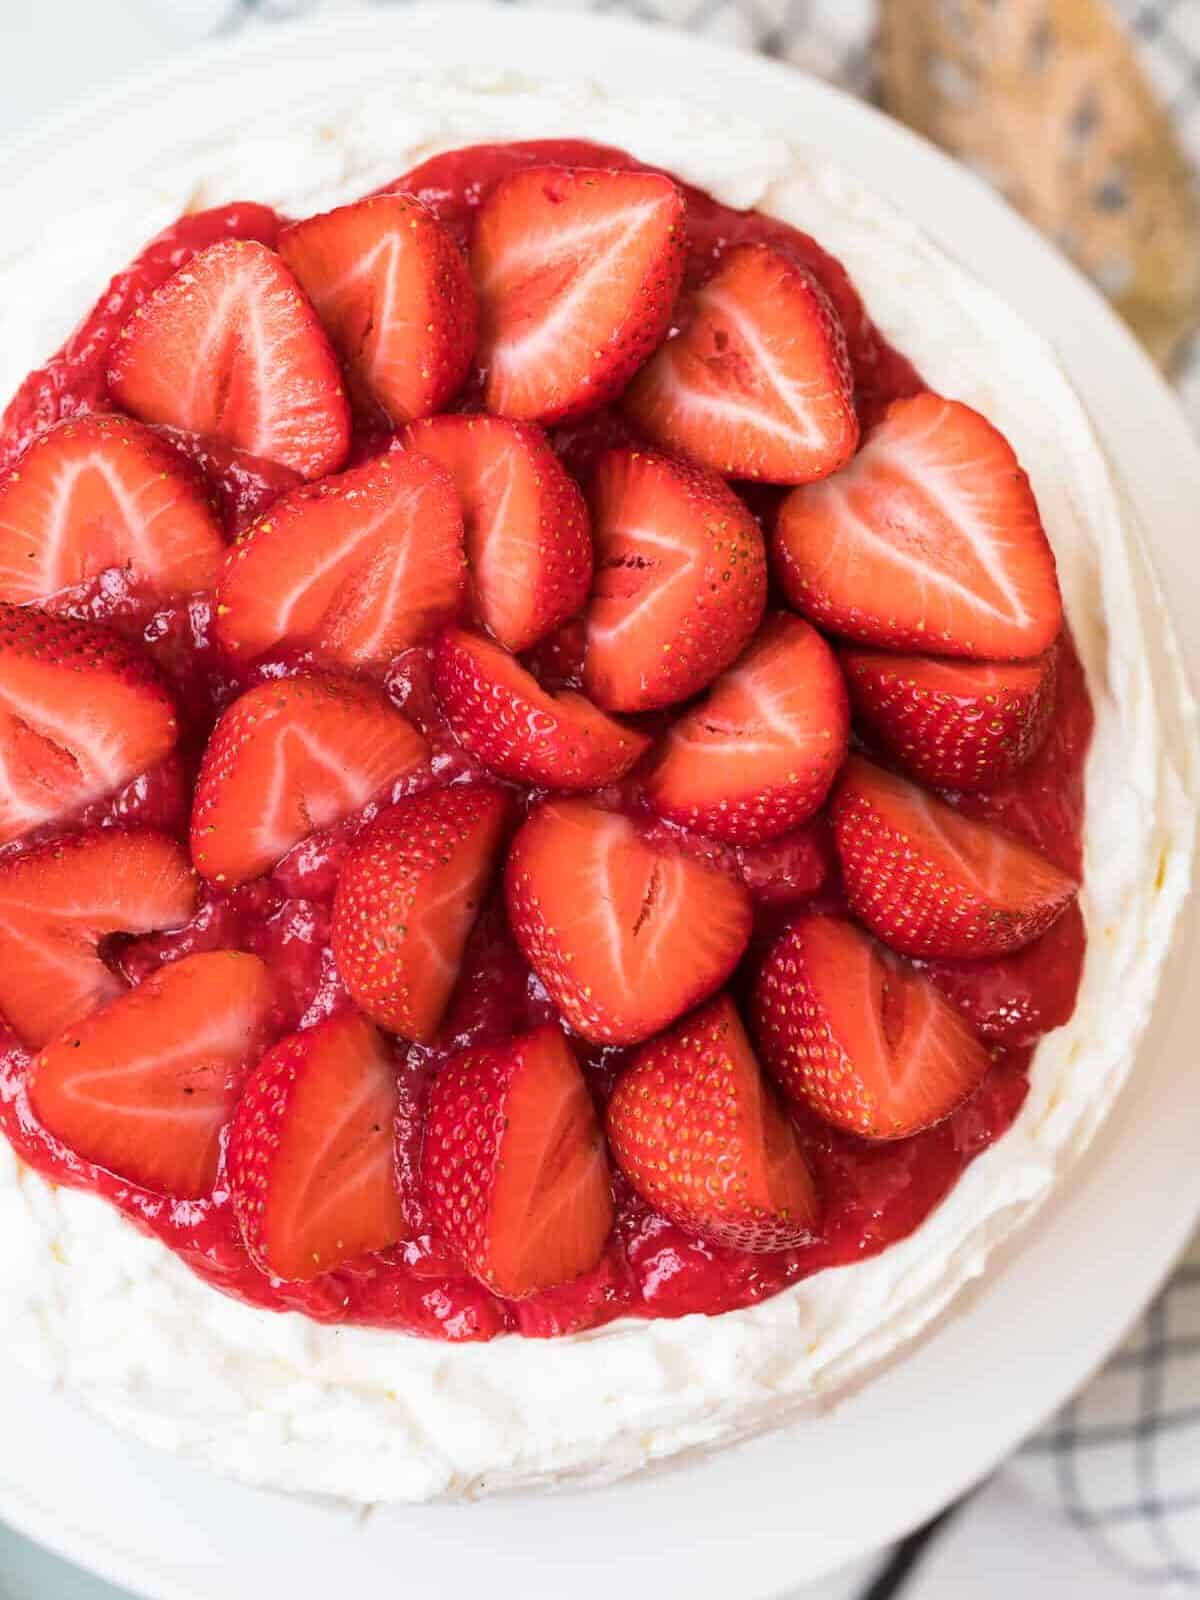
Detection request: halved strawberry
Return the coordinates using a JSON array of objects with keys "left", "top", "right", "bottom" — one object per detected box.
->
[
  {"left": 214, "top": 448, "right": 464, "bottom": 671},
  {"left": 332, "top": 785, "right": 511, "bottom": 1041},
  {"left": 402, "top": 415, "right": 592, "bottom": 653},
  {"left": 840, "top": 645, "right": 1058, "bottom": 793},
  {"left": 645, "top": 613, "right": 849, "bottom": 843},
  {"left": 230, "top": 1007, "right": 411, "bottom": 1281},
  {"left": 505, "top": 798, "right": 753, "bottom": 1045},
  {"left": 421, "top": 1023, "right": 614, "bottom": 1297},
  {"left": 832, "top": 755, "right": 1078, "bottom": 958},
  {"left": 191, "top": 675, "right": 428, "bottom": 887},
  {"left": 606, "top": 992, "right": 818, "bottom": 1249},
  {"left": 0, "top": 830, "right": 197, "bottom": 1048},
  {"left": 0, "top": 202, "right": 283, "bottom": 479},
  {"left": 0, "top": 414, "right": 224, "bottom": 607},
  {"left": 774, "top": 393, "right": 1063, "bottom": 659},
  {"left": 581, "top": 448, "right": 767, "bottom": 712},
  {"left": 278, "top": 192, "right": 477, "bottom": 426},
  {"left": 0, "top": 606, "right": 179, "bottom": 844},
  {"left": 471, "top": 165, "right": 686, "bottom": 423},
  {"left": 29, "top": 949, "right": 275, "bottom": 1198},
  {"left": 752, "top": 915, "right": 989, "bottom": 1140},
  {"left": 624, "top": 242, "right": 858, "bottom": 484},
  {"left": 434, "top": 626, "right": 649, "bottom": 790},
  {"left": 108, "top": 240, "right": 350, "bottom": 480}
]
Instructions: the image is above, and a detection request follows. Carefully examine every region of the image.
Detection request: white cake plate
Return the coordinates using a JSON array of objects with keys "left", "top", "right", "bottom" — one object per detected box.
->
[{"left": 1, "top": 8, "right": 1197, "bottom": 1597}]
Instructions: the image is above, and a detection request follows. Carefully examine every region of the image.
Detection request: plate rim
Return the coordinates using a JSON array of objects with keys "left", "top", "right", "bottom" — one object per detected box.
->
[{"left": 1, "top": 6, "right": 1198, "bottom": 1596}]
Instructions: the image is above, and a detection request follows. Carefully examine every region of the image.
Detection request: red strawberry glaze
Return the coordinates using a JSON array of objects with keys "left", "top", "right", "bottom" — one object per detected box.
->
[{"left": 0, "top": 142, "right": 1090, "bottom": 1343}]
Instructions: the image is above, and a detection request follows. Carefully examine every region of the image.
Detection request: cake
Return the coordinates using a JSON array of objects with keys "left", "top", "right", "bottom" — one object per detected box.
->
[{"left": 0, "top": 71, "right": 1192, "bottom": 1505}]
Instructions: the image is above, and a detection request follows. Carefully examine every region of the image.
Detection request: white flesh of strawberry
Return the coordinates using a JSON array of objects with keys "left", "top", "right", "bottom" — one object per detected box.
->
[
  {"left": 0, "top": 685, "right": 142, "bottom": 838},
  {"left": 262, "top": 476, "right": 440, "bottom": 659},
  {"left": 1, "top": 451, "right": 187, "bottom": 597},
  {"left": 482, "top": 197, "right": 670, "bottom": 402},
  {"left": 667, "top": 278, "right": 836, "bottom": 452},
  {"left": 251, "top": 721, "right": 397, "bottom": 864}
]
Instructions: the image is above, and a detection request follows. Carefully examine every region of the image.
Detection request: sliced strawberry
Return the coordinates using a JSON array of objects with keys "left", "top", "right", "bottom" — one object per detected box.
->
[
  {"left": 434, "top": 626, "right": 649, "bottom": 790},
  {"left": 230, "top": 1007, "right": 411, "bottom": 1281},
  {"left": 832, "top": 755, "right": 1078, "bottom": 958},
  {"left": 0, "top": 606, "right": 179, "bottom": 844},
  {"left": 191, "top": 675, "right": 428, "bottom": 887},
  {"left": 471, "top": 166, "right": 686, "bottom": 423},
  {"left": 421, "top": 1023, "right": 614, "bottom": 1297},
  {"left": 505, "top": 798, "right": 753, "bottom": 1045},
  {"left": 774, "top": 393, "right": 1063, "bottom": 659},
  {"left": 0, "top": 414, "right": 224, "bottom": 607},
  {"left": 402, "top": 415, "right": 592, "bottom": 653},
  {"left": 645, "top": 613, "right": 849, "bottom": 843},
  {"left": 29, "top": 949, "right": 275, "bottom": 1198},
  {"left": 0, "top": 830, "right": 197, "bottom": 1048},
  {"left": 581, "top": 448, "right": 767, "bottom": 712},
  {"left": 107, "top": 240, "right": 350, "bottom": 480},
  {"left": 840, "top": 645, "right": 1058, "bottom": 793},
  {"left": 624, "top": 242, "right": 858, "bottom": 484},
  {"left": 278, "top": 192, "right": 477, "bottom": 426},
  {"left": 606, "top": 993, "right": 818, "bottom": 1249},
  {"left": 214, "top": 448, "right": 464, "bottom": 671},
  {"left": 0, "top": 202, "right": 283, "bottom": 479},
  {"left": 332, "top": 785, "right": 511, "bottom": 1041},
  {"left": 752, "top": 915, "right": 989, "bottom": 1140}
]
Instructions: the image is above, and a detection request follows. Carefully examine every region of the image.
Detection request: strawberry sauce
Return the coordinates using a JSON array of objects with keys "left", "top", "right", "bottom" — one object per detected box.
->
[{"left": 0, "top": 142, "right": 1090, "bottom": 1342}]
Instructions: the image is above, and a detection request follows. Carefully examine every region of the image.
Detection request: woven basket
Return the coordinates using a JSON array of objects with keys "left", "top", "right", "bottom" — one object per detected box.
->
[{"left": 878, "top": 0, "right": 1200, "bottom": 366}]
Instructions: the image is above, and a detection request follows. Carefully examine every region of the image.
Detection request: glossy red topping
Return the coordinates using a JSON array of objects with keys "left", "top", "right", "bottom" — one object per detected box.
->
[{"left": 0, "top": 139, "right": 1092, "bottom": 1346}]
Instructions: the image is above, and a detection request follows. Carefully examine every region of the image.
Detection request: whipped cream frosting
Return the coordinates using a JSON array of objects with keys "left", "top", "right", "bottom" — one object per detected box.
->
[{"left": 0, "top": 71, "right": 1194, "bottom": 1505}]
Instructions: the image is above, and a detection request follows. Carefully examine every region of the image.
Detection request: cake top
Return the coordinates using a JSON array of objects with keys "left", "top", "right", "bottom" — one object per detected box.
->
[{"left": 0, "top": 78, "right": 1184, "bottom": 1510}]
